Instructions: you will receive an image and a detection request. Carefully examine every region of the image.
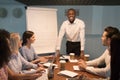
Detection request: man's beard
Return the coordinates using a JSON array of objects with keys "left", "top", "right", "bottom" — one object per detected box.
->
[
  {"left": 69, "top": 17, "right": 75, "bottom": 24},
  {"left": 69, "top": 19, "right": 75, "bottom": 24}
]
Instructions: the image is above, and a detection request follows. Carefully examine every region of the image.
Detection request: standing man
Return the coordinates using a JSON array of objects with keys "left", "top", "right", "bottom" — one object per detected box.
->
[{"left": 56, "top": 8, "right": 85, "bottom": 58}]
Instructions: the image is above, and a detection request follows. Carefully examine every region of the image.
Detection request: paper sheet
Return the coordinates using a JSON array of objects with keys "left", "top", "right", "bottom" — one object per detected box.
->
[
  {"left": 36, "top": 72, "right": 48, "bottom": 80},
  {"left": 69, "top": 59, "right": 78, "bottom": 63},
  {"left": 43, "top": 62, "right": 57, "bottom": 67},
  {"left": 73, "top": 66, "right": 80, "bottom": 71},
  {"left": 58, "top": 70, "right": 78, "bottom": 78}
]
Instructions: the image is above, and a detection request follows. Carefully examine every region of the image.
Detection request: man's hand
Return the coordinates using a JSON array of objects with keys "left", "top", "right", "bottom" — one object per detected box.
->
[
  {"left": 78, "top": 59, "right": 87, "bottom": 70},
  {"left": 56, "top": 50, "right": 60, "bottom": 57},
  {"left": 80, "top": 51, "right": 85, "bottom": 59},
  {"left": 36, "top": 67, "right": 45, "bottom": 73}
]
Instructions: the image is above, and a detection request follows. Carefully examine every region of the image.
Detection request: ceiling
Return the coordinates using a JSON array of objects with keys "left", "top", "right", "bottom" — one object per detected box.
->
[{"left": 16, "top": 0, "right": 120, "bottom": 6}]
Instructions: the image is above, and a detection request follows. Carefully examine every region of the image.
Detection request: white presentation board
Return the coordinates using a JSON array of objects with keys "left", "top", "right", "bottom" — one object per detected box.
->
[{"left": 26, "top": 7, "right": 58, "bottom": 54}]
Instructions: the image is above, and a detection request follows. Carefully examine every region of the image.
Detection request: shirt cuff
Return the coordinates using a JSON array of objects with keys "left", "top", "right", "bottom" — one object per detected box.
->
[
  {"left": 85, "top": 66, "right": 98, "bottom": 75},
  {"left": 86, "top": 66, "right": 94, "bottom": 70},
  {"left": 81, "top": 48, "right": 84, "bottom": 51},
  {"left": 22, "top": 69, "right": 37, "bottom": 74},
  {"left": 33, "top": 64, "right": 38, "bottom": 69},
  {"left": 56, "top": 47, "right": 60, "bottom": 50}
]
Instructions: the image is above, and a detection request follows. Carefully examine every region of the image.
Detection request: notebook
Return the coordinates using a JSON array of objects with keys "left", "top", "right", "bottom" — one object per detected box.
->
[{"left": 58, "top": 70, "right": 78, "bottom": 78}]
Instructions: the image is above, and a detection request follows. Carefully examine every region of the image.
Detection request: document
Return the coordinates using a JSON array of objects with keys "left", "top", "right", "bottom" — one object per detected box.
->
[
  {"left": 36, "top": 72, "right": 48, "bottom": 80},
  {"left": 73, "top": 66, "right": 80, "bottom": 71},
  {"left": 69, "top": 59, "right": 78, "bottom": 63},
  {"left": 43, "top": 62, "right": 57, "bottom": 67},
  {"left": 61, "top": 55, "right": 78, "bottom": 62},
  {"left": 58, "top": 70, "right": 78, "bottom": 78}
]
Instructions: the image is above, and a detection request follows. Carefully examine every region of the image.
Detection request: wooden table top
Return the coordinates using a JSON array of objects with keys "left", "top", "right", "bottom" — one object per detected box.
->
[{"left": 49, "top": 56, "right": 104, "bottom": 80}]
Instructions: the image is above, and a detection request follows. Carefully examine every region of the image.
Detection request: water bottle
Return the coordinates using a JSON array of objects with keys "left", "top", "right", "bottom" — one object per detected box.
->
[{"left": 48, "top": 64, "right": 54, "bottom": 80}]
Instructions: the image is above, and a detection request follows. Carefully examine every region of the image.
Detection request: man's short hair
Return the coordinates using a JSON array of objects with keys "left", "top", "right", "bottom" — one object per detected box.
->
[{"left": 104, "top": 26, "right": 119, "bottom": 39}]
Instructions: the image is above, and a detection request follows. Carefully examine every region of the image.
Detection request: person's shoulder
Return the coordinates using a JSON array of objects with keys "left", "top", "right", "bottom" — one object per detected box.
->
[
  {"left": 75, "top": 18, "right": 85, "bottom": 26},
  {"left": 20, "top": 46, "right": 25, "bottom": 49},
  {"left": 75, "top": 18, "right": 84, "bottom": 23},
  {"left": 106, "top": 49, "right": 109, "bottom": 52},
  {"left": 103, "top": 49, "right": 110, "bottom": 55},
  {"left": 10, "top": 53, "right": 17, "bottom": 59},
  {"left": 30, "top": 45, "right": 34, "bottom": 49},
  {"left": 63, "top": 19, "right": 69, "bottom": 24},
  {"left": 20, "top": 46, "right": 28, "bottom": 51}
]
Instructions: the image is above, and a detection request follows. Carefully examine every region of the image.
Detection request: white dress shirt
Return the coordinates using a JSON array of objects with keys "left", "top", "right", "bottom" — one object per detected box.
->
[
  {"left": 56, "top": 18, "right": 85, "bottom": 51},
  {"left": 86, "top": 49, "right": 111, "bottom": 77}
]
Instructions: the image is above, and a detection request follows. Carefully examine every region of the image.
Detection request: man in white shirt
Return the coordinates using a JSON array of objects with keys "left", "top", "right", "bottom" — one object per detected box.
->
[
  {"left": 56, "top": 8, "right": 85, "bottom": 58},
  {"left": 78, "top": 26, "right": 119, "bottom": 77}
]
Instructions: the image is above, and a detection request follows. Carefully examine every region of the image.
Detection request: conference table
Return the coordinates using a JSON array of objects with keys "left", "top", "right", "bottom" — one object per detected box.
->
[{"left": 48, "top": 55, "right": 105, "bottom": 80}]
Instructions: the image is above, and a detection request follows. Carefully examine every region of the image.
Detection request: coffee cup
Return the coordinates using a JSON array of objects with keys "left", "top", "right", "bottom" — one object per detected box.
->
[
  {"left": 70, "top": 53, "right": 75, "bottom": 60},
  {"left": 84, "top": 54, "right": 90, "bottom": 61},
  {"left": 60, "top": 60, "right": 66, "bottom": 70}
]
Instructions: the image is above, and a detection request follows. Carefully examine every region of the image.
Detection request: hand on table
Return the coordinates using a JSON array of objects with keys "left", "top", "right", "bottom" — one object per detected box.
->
[
  {"left": 27, "top": 73, "right": 42, "bottom": 80},
  {"left": 38, "top": 57, "right": 48, "bottom": 63},
  {"left": 80, "top": 51, "right": 85, "bottom": 60},
  {"left": 36, "top": 67, "right": 45, "bottom": 73},
  {"left": 78, "top": 59, "right": 87, "bottom": 70},
  {"left": 31, "top": 57, "right": 48, "bottom": 64},
  {"left": 56, "top": 50, "right": 60, "bottom": 57}
]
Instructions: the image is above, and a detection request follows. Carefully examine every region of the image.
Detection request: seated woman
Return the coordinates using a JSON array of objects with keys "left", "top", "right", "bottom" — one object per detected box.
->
[
  {"left": 20, "top": 31, "right": 53, "bottom": 64},
  {"left": 0, "top": 29, "right": 41, "bottom": 80},
  {"left": 110, "top": 32, "right": 120, "bottom": 80},
  {"left": 8, "top": 33, "right": 44, "bottom": 74}
]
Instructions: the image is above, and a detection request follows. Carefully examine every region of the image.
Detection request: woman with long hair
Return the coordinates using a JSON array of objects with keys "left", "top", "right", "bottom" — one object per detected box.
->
[
  {"left": 20, "top": 31, "right": 52, "bottom": 64},
  {"left": 110, "top": 32, "right": 120, "bottom": 80}
]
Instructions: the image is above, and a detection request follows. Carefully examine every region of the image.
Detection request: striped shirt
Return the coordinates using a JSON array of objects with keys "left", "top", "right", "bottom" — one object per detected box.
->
[
  {"left": 8, "top": 52, "right": 37, "bottom": 73},
  {"left": 0, "top": 65, "right": 8, "bottom": 80}
]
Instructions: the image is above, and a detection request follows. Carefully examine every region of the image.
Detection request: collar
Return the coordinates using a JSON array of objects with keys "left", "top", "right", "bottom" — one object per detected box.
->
[
  {"left": 68, "top": 18, "right": 77, "bottom": 24},
  {"left": 11, "top": 53, "right": 18, "bottom": 59}
]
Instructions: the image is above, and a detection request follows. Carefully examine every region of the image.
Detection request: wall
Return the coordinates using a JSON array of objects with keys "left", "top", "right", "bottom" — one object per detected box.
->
[
  {"left": 0, "top": 0, "right": 26, "bottom": 36},
  {"left": 85, "top": 34, "right": 106, "bottom": 60}
]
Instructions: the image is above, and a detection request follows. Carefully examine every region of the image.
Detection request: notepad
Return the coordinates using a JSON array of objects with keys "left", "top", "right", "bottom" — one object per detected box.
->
[
  {"left": 58, "top": 70, "right": 78, "bottom": 78},
  {"left": 69, "top": 59, "right": 78, "bottom": 63},
  {"left": 43, "top": 62, "right": 57, "bottom": 67},
  {"left": 73, "top": 66, "right": 80, "bottom": 71},
  {"left": 36, "top": 72, "right": 48, "bottom": 80}
]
